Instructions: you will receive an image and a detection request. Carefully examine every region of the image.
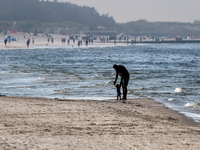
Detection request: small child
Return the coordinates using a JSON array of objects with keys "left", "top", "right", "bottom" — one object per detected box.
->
[{"left": 115, "top": 84, "right": 122, "bottom": 101}]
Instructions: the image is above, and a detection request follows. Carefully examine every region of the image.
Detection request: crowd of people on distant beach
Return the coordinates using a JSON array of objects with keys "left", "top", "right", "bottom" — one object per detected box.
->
[
  {"left": 4, "top": 35, "right": 18, "bottom": 46},
  {"left": 3, "top": 33, "right": 139, "bottom": 48}
]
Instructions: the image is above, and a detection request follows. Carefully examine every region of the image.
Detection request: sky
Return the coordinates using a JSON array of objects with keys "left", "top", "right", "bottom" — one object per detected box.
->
[{"left": 56, "top": 0, "right": 200, "bottom": 23}]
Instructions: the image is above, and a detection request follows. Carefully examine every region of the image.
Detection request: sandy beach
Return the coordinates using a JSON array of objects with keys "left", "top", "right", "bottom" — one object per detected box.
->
[
  {"left": 0, "top": 32, "right": 75, "bottom": 49},
  {"left": 0, "top": 32, "right": 115, "bottom": 49},
  {"left": 1, "top": 32, "right": 200, "bottom": 149},
  {"left": 1, "top": 32, "right": 200, "bottom": 49},
  {"left": 0, "top": 96, "right": 200, "bottom": 150}
]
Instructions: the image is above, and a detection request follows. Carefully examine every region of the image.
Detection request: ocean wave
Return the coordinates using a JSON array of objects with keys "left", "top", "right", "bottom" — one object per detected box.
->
[
  {"left": 174, "top": 88, "right": 183, "bottom": 93},
  {"left": 80, "top": 84, "right": 105, "bottom": 88},
  {"left": 184, "top": 102, "right": 200, "bottom": 110},
  {"left": 38, "top": 77, "right": 46, "bottom": 80},
  {"left": 90, "top": 84, "right": 103, "bottom": 87},
  {"left": 60, "top": 96, "right": 115, "bottom": 101},
  {"left": 92, "top": 74, "right": 104, "bottom": 78},
  {"left": 184, "top": 102, "right": 197, "bottom": 107},
  {"left": 105, "top": 80, "right": 112, "bottom": 84},
  {"left": 168, "top": 98, "right": 175, "bottom": 102},
  {"left": 53, "top": 88, "right": 70, "bottom": 94},
  {"left": 23, "top": 86, "right": 36, "bottom": 89}
]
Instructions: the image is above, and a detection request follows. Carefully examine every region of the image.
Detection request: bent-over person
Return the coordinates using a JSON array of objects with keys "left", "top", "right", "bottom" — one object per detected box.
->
[{"left": 113, "top": 64, "right": 130, "bottom": 100}]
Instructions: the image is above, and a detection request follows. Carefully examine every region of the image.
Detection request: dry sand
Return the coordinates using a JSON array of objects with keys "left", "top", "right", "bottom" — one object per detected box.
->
[{"left": 0, "top": 96, "right": 200, "bottom": 150}]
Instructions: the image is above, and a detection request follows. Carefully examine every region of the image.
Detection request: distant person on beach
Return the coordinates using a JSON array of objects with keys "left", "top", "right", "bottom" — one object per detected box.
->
[
  {"left": 115, "top": 83, "right": 122, "bottom": 100},
  {"left": 61, "top": 38, "right": 63, "bottom": 44},
  {"left": 4, "top": 38, "right": 7, "bottom": 46},
  {"left": 85, "top": 40, "right": 88, "bottom": 46},
  {"left": 78, "top": 40, "right": 81, "bottom": 47},
  {"left": 131, "top": 40, "right": 134, "bottom": 45},
  {"left": 113, "top": 64, "right": 130, "bottom": 101},
  {"left": 32, "top": 38, "right": 34, "bottom": 44},
  {"left": 26, "top": 38, "right": 30, "bottom": 47},
  {"left": 73, "top": 38, "right": 75, "bottom": 44},
  {"left": 51, "top": 38, "right": 54, "bottom": 44}
]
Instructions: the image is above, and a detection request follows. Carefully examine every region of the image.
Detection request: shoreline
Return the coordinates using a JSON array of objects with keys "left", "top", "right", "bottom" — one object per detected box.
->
[{"left": 1, "top": 96, "right": 200, "bottom": 149}]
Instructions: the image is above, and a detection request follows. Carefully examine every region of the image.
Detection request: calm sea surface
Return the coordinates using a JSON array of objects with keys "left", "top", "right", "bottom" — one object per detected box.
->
[{"left": 0, "top": 43, "right": 200, "bottom": 123}]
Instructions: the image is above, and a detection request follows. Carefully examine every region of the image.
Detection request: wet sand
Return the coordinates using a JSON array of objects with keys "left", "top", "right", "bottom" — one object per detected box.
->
[{"left": 0, "top": 96, "right": 200, "bottom": 149}]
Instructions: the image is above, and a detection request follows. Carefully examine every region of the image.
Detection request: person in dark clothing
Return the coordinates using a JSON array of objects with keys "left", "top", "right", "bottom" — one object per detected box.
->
[
  {"left": 26, "top": 38, "right": 30, "bottom": 47},
  {"left": 4, "top": 38, "right": 7, "bottom": 46},
  {"left": 77, "top": 40, "right": 81, "bottom": 47},
  {"left": 85, "top": 40, "right": 88, "bottom": 46},
  {"left": 51, "top": 38, "right": 54, "bottom": 44},
  {"left": 113, "top": 64, "right": 130, "bottom": 100}
]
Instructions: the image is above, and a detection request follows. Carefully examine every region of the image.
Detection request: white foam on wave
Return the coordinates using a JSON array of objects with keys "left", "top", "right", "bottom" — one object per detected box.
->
[
  {"left": 105, "top": 80, "right": 112, "bottom": 84},
  {"left": 92, "top": 74, "right": 103, "bottom": 78},
  {"left": 174, "top": 88, "right": 183, "bottom": 93},
  {"left": 0, "top": 42, "right": 131, "bottom": 51},
  {"left": 38, "top": 77, "right": 46, "bottom": 80},
  {"left": 168, "top": 98, "right": 175, "bottom": 102},
  {"left": 61, "top": 96, "right": 115, "bottom": 101},
  {"left": 184, "top": 102, "right": 197, "bottom": 108}
]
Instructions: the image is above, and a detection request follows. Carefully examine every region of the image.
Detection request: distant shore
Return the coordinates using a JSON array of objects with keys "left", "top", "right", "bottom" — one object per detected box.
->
[
  {"left": 0, "top": 32, "right": 116, "bottom": 49},
  {"left": 0, "top": 96, "right": 200, "bottom": 149},
  {"left": 122, "top": 39, "right": 200, "bottom": 44},
  {"left": 1, "top": 32, "right": 200, "bottom": 50}
]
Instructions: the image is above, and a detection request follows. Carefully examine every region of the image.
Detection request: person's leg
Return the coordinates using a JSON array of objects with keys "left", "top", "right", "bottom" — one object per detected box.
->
[
  {"left": 124, "top": 86, "right": 127, "bottom": 99},
  {"left": 122, "top": 86, "right": 127, "bottom": 100},
  {"left": 122, "top": 76, "right": 129, "bottom": 100}
]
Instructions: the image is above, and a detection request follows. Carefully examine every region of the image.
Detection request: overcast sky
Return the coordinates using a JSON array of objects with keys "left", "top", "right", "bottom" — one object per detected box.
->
[{"left": 56, "top": 0, "right": 200, "bottom": 23}]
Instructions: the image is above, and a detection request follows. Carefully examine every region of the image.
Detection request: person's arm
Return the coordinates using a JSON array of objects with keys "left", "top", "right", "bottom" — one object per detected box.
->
[{"left": 113, "top": 71, "right": 118, "bottom": 85}]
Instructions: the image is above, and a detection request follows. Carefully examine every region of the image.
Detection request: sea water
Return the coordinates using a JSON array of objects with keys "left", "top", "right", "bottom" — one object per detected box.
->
[{"left": 0, "top": 43, "right": 200, "bottom": 123}]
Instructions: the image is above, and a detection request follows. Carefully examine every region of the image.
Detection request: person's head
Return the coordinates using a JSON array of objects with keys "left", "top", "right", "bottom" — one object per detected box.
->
[{"left": 113, "top": 64, "right": 117, "bottom": 69}]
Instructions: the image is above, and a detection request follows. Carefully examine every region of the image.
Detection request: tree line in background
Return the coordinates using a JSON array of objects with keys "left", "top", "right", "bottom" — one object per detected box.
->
[
  {"left": 1, "top": 0, "right": 200, "bottom": 36},
  {"left": 0, "top": 0, "right": 116, "bottom": 28},
  {"left": 118, "top": 20, "right": 200, "bottom": 36}
]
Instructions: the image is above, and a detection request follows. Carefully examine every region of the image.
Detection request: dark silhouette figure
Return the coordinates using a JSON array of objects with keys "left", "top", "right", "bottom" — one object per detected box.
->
[
  {"left": 51, "top": 38, "right": 54, "bottom": 44},
  {"left": 85, "top": 40, "right": 88, "bottom": 46},
  {"left": 26, "top": 38, "right": 30, "bottom": 47},
  {"left": 4, "top": 38, "right": 7, "bottom": 46},
  {"left": 113, "top": 64, "right": 130, "bottom": 101}
]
